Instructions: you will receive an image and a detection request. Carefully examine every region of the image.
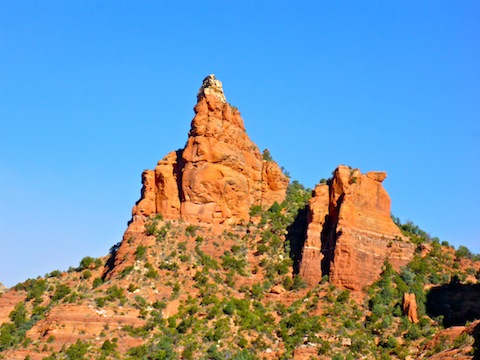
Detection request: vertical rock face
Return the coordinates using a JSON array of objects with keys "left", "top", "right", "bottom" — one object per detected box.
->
[
  {"left": 299, "top": 165, "right": 415, "bottom": 291},
  {"left": 131, "top": 74, "right": 289, "bottom": 225},
  {"left": 298, "top": 183, "right": 329, "bottom": 285}
]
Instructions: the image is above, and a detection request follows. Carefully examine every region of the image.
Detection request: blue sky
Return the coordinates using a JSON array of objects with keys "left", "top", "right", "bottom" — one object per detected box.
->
[{"left": 1, "top": 1, "right": 479, "bottom": 287}]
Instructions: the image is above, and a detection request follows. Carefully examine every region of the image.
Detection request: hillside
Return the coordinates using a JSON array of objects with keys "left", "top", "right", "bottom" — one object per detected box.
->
[{"left": 1, "top": 75, "right": 479, "bottom": 360}]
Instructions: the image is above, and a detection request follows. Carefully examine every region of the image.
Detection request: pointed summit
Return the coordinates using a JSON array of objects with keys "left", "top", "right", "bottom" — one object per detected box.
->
[
  {"left": 197, "top": 74, "right": 227, "bottom": 103},
  {"left": 131, "top": 75, "right": 289, "bottom": 225},
  {"left": 105, "top": 75, "right": 290, "bottom": 278}
]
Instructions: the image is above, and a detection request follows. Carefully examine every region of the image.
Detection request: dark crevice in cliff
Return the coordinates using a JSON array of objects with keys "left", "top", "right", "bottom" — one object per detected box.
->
[
  {"left": 287, "top": 206, "right": 309, "bottom": 275},
  {"left": 174, "top": 149, "right": 185, "bottom": 204},
  {"left": 321, "top": 189, "right": 343, "bottom": 278},
  {"left": 320, "top": 214, "right": 333, "bottom": 277},
  {"left": 102, "top": 241, "right": 121, "bottom": 280}
]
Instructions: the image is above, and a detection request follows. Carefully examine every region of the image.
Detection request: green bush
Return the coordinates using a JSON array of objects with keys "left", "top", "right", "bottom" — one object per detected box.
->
[
  {"left": 9, "top": 302, "right": 27, "bottom": 327},
  {"left": 185, "top": 225, "right": 199, "bottom": 237},
  {"left": 83, "top": 270, "right": 92, "bottom": 279},
  {"left": 249, "top": 205, "right": 263, "bottom": 217},
  {"left": 65, "top": 340, "right": 90, "bottom": 359},
  {"left": 145, "top": 219, "right": 158, "bottom": 236},
  {"left": 92, "top": 277, "right": 103, "bottom": 288},
  {"left": 52, "top": 284, "right": 71, "bottom": 301},
  {"left": 79, "top": 256, "right": 95, "bottom": 270},
  {"left": 121, "top": 265, "right": 134, "bottom": 278},
  {"left": 135, "top": 245, "right": 147, "bottom": 261},
  {"left": 262, "top": 149, "right": 273, "bottom": 161},
  {"left": 101, "top": 338, "right": 118, "bottom": 354},
  {"left": 48, "top": 270, "right": 62, "bottom": 278}
]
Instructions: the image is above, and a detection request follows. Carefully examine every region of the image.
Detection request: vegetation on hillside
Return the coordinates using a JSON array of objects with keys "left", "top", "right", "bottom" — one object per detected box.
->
[{"left": 1, "top": 181, "right": 479, "bottom": 359}]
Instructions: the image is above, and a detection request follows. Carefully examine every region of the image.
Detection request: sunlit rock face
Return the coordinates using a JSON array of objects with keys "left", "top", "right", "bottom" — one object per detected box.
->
[
  {"left": 132, "top": 74, "right": 289, "bottom": 225},
  {"left": 299, "top": 165, "right": 415, "bottom": 291}
]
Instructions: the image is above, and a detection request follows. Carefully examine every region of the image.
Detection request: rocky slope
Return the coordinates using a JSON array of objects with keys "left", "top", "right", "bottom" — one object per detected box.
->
[
  {"left": 1, "top": 75, "right": 479, "bottom": 359},
  {"left": 299, "top": 166, "right": 415, "bottom": 290}
]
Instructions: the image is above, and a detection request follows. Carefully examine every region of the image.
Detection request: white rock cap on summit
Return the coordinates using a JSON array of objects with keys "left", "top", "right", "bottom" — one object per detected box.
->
[{"left": 197, "top": 74, "right": 227, "bottom": 103}]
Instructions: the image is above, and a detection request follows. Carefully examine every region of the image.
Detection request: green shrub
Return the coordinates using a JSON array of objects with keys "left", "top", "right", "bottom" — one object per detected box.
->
[
  {"left": 121, "top": 265, "right": 134, "bottom": 278},
  {"left": 456, "top": 245, "right": 476, "bottom": 260},
  {"left": 145, "top": 219, "right": 158, "bottom": 236},
  {"left": 92, "top": 277, "right": 103, "bottom": 288},
  {"left": 9, "top": 303, "right": 27, "bottom": 327},
  {"left": 65, "top": 340, "right": 89, "bottom": 359},
  {"left": 292, "top": 275, "right": 307, "bottom": 290},
  {"left": 337, "top": 290, "right": 350, "bottom": 303},
  {"left": 106, "top": 285, "right": 124, "bottom": 300},
  {"left": 52, "top": 284, "right": 71, "bottom": 301},
  {"left": 79, "top": 256, "right": 95, "bottom": 270},
  {"left": 145, "top": 268, "right": 158, "bottom": 279},
  {"left": 101, "top": 338, "right": 117, "bottom": 354},
  {"left": 153, "top": 301, "right": 167, "bottom": 310},
  {"left": 83, "top": 270, "right": 92, "bottom": 279},
  {"left": 185, "top": 225, "right": 198, "bottom": 237},
  {"left": 135, "top": 245, "right": 147, "bottom": 261},
  {"left": 221, "top": 251, "right": 247, "bottom": 275},
  {"left": 249, "top": 205, "right": 263, "bottom": 217},
  {"left": 262, "top": 149, "right": 273, "bottom": 161},
  {"left": 128, "top": 283, "right": 139, "bottom": 292},
  {"left": 48, "top": 270, "right": 62, "bottom": 278}
]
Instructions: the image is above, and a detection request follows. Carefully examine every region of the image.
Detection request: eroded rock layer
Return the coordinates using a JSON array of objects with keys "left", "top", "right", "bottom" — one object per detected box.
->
[{"left": 299, "top": 165, "right": 415, "bottom": 291}]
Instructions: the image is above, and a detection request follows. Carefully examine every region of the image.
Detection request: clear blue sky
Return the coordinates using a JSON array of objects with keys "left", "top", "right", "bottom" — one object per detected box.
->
[{"left": 1, "top": 1, "right": 479, "bottom": 287}]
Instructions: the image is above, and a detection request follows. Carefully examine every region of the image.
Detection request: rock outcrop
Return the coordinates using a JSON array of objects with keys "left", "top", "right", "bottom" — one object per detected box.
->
[
  {"left": 0, "top": 282, "right": 7, "bottom": 294},
  {"left": 299, "top": 165, "right": 415, "bottom": 291},
  {"left": 105, "top": 75, "right": 289, "bottom": 278},
  {"left": 132, "top": 74, "right": 289, "bottom": 225},
  {"left": 402, "top": 292, "right": 419, "bottom": 323}
]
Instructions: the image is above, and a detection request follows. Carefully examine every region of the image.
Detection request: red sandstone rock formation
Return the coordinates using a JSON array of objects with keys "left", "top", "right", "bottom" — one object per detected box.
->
[
  {"left": 132, "top": 74, "right": 288, "bottom": 225},
  {"left": 299, "top": 165, "right": 415, "bottom": 291},
  {"left": 402, "top": 292, "right": 419, "bottom": 323},
  {"left": 106, "top": 75, "right": 289, "bottom": 278},
  {"left": 298, "top": 183, "right": 329, "bottom": 286}
]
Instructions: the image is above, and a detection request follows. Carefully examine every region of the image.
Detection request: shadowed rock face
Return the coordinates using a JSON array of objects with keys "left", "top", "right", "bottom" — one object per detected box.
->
[
  {"left": 427, "top": 280, "right": 480, "bottom": 327},
  {"left": 299, "top": 165, "right": 415, "bottom": 291},
  {"left": 132, "top": 74, "right": 289, "bottom": 225}
]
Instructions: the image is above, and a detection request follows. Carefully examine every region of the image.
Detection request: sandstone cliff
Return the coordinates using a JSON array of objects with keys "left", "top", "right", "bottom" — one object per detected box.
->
[
  {"left": 132, "top": 74, "right": 289, "bottom": 225},
  {"left": 106, "top": 75, "right": 289, "bottom": 278},
  {"left": 299, "top": 165, "right": 415, "bottom": 290}
]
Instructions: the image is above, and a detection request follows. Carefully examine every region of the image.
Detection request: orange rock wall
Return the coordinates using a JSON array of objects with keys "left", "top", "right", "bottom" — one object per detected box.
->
[
  {"left": 299, "top": 165, "right": 415, "bottom": 291},
  {"left": 131, "top": 75, "right": 288, "bottom": 225}
]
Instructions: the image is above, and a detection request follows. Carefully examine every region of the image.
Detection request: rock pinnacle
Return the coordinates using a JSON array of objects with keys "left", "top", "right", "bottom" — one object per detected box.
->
[{"left": 197, "top": 74, "right": 227, "bottom": 103}]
